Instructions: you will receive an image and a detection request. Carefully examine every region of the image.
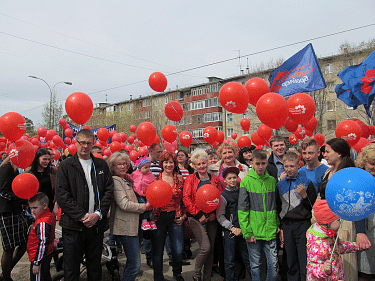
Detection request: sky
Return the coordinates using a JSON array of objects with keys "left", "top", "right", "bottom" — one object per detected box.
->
[{"left": 1, "top": 1, "right": 375, "bottom": 127}]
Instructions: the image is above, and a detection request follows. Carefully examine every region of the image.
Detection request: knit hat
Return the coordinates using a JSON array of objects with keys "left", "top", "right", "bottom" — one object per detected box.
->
[
  {"left": 222, "top": 166, "right": 240, "bottom": 178},
  {"left": 136, "top": 156, "right": 151, "bottom": 169},
  {"left": 313, "top": 200, "right": 339, "bottom": 225}
]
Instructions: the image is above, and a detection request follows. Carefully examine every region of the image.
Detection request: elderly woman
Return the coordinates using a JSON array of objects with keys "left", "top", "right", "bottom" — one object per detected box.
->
[
  {"left": 183, "top": 148, "right": 223, "bottom": 281},
  {"left": 108, "top": 152, "right": 151, "bottom": 281},
  {"left": 151, "top": 151, "right": 186, "bottom": 281},
  {"left": 356, "top": 144, "right": 375, "bottom": 281},
  {"left": 208, "top": 143, "right": 249, "bottom": 187}
]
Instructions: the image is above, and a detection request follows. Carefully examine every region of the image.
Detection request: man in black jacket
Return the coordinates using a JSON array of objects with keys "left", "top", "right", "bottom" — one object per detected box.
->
[
  {"left": 267, "top": 136, "right": 287, "bottom": 181},
  {"left": 56, "top": 129, "right": 113, "bottom": 281}
]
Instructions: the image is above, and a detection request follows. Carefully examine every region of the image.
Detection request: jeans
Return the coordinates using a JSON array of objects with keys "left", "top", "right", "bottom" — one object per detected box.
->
[
  {"left": 247, "top": 239, "right": 278, "bottom": 281},
  {"left": 151, "top": 212, "right": 184, "bottom": 280},
  {"left": 115, "top": 235, "right": 141, "bottom": 281},
  {"left": 62, "top": 227, "right": 103, "bottom": 281},
  {"left": 223, "top": 230, "right": 251, "bottom": 281},
  {"left": 282, "top": 221, "right": 310, "bottom": 281}
]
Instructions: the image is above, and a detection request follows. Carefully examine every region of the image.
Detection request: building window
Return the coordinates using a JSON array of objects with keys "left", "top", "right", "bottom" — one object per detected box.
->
[
  {"left": 192, "top": 128, "right": 204, "bottom": 138},
  {"left": 327, "top": 120, "right": 336, "bottom": 130},
  {"left": 207, "top": 97, "right": 219, "bottom": 107},
  {"left": 128, "top": 104, "right": 131, "bottom": 111},
  {"left": 227, "top": 128, "right": 234, "bottom": 137},
  {"left": 326, "top": 100, "right": 336, "bottom": 111},
  {"left": 325, "top": 63, "right": 334, "bottom": 74},
  {"left": 327, "top": 82, "right": 335, "bottom": 93},
  {"left": 154, "top": 99, "right": 159, "bottom": 106},
  {"left": 345, "top": 59, "right": 354, "bottom": 67},
  {"left": 204, "top": 112, "right": 222, "bottom": 123},
  {"left": 242, "top": 130, "right": 249, "bottom": 135},
  {"left": 165, "top": 96, "right": 169, "bottom": 104},
  {"left": 142, "top": 99, "right": 151, "bottom": 107},
  {"left": 227, "top": 113, "right": 233, "bottom": 122}
]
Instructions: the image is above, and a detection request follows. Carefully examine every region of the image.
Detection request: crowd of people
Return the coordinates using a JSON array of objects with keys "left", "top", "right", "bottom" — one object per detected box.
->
[{"left": 0, "top": 129, "right": 375, "bottom": 281}]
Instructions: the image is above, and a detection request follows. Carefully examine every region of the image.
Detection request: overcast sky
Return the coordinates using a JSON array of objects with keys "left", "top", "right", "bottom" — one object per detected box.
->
[{"left": 1, "top": 1, "right": 374, "bottom": 127}]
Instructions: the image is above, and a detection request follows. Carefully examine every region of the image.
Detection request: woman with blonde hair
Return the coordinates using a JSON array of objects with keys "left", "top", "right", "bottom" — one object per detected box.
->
[
  {"left": 108, "top": 151, "right": 152, "bottom": 281},
  {"left": 183, "top": 148, "right": 223, "bottom": 281},
  {"left": 208, "top": 142, "right": 249, "bottom": 187}
]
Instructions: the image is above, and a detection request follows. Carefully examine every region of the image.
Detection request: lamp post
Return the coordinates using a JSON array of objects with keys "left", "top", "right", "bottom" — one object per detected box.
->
[{"left": 28, "top": 76, "right": 72, "bottom": 130}]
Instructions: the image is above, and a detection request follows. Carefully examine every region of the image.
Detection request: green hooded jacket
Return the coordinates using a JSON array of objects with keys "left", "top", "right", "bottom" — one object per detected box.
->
[{"left": 238, "top": 167, "right": 279, "bottom": 241}]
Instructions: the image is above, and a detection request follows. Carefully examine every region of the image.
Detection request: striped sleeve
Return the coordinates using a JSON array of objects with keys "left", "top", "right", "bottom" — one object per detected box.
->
[{"left": 34, "top": 222, "right": 52, "bottom": 265}]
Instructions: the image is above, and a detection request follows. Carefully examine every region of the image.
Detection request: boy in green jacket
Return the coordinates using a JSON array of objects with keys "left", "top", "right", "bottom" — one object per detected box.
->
[{"left": 238, "top": 149, "right": 281, "bottom": 281}]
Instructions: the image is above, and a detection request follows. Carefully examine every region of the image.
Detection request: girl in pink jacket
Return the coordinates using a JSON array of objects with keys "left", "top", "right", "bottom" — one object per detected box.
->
[
  {"left": 306, "top": 200, "right": 359, "bottom": 280},
  {"left": 131, "top": 156, "right": 157, "bottom": 230}
]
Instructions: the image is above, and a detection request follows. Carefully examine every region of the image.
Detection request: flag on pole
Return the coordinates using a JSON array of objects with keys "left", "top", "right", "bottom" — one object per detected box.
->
[
  {"left": 269, "top": 43, "right": 326, "bottom": 97},
  {"left": 335, "top": 50, "right": 375, "bottom": 117}
]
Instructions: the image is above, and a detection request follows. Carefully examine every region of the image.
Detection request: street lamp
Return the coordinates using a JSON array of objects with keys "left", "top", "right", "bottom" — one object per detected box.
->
[{"left": 28, "top": 76, "right": 72, "bottom": 129}]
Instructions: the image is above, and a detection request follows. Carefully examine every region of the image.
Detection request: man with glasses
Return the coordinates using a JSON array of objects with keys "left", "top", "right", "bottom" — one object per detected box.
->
[{"left": 56, "top": 129, "right": 113, "bottom": 281}]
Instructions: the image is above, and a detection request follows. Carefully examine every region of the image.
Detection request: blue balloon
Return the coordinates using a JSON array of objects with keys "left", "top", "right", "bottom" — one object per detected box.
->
[{"left": 326, "top": 167, "right": 375, "bottom": 221}]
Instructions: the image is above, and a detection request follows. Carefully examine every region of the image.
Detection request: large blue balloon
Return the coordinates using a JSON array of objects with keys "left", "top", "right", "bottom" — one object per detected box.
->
[{"left": 326, "top": 167, "right": 375, "bottom": 221}]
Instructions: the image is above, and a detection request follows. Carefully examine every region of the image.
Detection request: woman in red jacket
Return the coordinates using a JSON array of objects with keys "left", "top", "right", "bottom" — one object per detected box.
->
[{"left": 183, "top": 148, "right": 223, "bottom": 281}]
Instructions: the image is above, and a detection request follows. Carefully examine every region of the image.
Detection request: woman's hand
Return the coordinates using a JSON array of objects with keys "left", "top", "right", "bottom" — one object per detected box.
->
[
  {"left": 175, "top": 216, "right": 186, "bottom": 226},
  {"left": 199, "top": 215, "right": 208, "bottom": 224},
  {"left": 357, "top": 233, "right": 371, "bottom": 251},
  {"left": 208, "top": 213, "right": 216, "bottom": 221},
  {"left": 145, "top": 203, "right": 153, "bottom": 211}
]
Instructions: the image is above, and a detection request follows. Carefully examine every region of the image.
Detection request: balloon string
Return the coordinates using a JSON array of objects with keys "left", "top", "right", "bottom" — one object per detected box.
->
[{"left": 330, "top": 223, "right": 342, "bottom": 262}]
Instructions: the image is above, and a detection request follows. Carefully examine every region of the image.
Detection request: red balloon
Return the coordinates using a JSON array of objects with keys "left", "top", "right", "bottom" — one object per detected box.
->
[
  {"left": 64, "top": 128, "right": 73, "bottom": 138},
  {"left": 219, "top": 82, "right": 249, "bottom": 114},
  {"left": 129, "top": 125, "right": 137, "bottom": 133},
  {"left": 119, "top": 132, "right": 127, "bottom": 143},
  {"left": 83, "top": 125, "right": 91, "bottom": 130},
  {"left": 110, "top": 141, "right": 122, "bottom": 153},
  {"left": 112, "top": 133, "right": 122, "bottom": 143},
  {"left": 240, "top": 118, "right": 251, "bottom": 131},
  {"left": 304, "top": 116, "right": 318, "bottom": 132},
  {"left": 314, "top": 134, "right": 325, "bottom": 146},
  {"left": 294, "top": 127, "right": 308, "bottom": 140},
  {"left": 352, "top": 137, "right": 371, "bottom": 153},
  {"left": 305, "top": 129, "right": 313, "bottom": 137},
  {"left": 8, "top": 139, "right": 35, "bottom": 169},
  {"left": 255, "top": 145, "right": 263, "bottom": 150},
  {"left": 37, "top": 127, "right": 47, "bottom": 138},
  {"left": 128, "top": 134, "right": 136, "bottom": 144},
  {"left": 110, "top": 130, "right": 117, "bottom": 138},
  {"left": 245, "top": 78, "right": 270, "bottom": 107},
  {"left": 231, "top": 132, "right": 237, "bottom": 140},
  {"left": 65, "top": 92, "right": 93, "bottom": 125},
  {"left": 137, "top": 122, "right": 156, "bottom": 146},
  {"left": 97, "top": 128, "right": 109, "bottom": 142},
  {"left": 164, "top": 141, "right": 174, "bottom": 152},
  {"left": 63, "top": 123, "right": 70, "bottom": 130},
  {"left": 335, "top": 120, "right": 362, "bottom": 147},
  {"left": 12, "top": 173, "right": 39, "bottom": 199},
  {"left": 353, "top": 119, "right": 370, "bottom": 139},
  {"left": 284, "top": 117, "right": 298, "bottom": 133},
  {"left": 146, "top": 180, "right": 173, "bottom": 208},
  {"left": 149, "top": 72, "right": 167, "bottom": 92},
  {"left": 0, "top": 112, "right": 26, "bottom": 142},
  {"left": 52, "top": 135, "right": 64, "bottom": 147},
  {"left": 212, "top": 141, "right": 219, "bottom": 149},
  {"left": 162, "top": 125, "right": 178, "bottom": 143},
  {"left": 64, "top": 137, "right": 71, "bottom": 145},
  {"left": 287, "top": 93, "right": 315, "bottom": 125},
  {"left": 129, "top": 150, "right": 138, "bottom": 163},
  {"left": 153, "top": 135, "right": 161, "bottom": 144},
  {"left": 165, "top": 101, "right": 183, "bottom": 122},
  {"left": 68, "top": 144, "right": 77, "bottom": 155},
  {"left": 139, "top": 146, "right": 149, "bottom": 156},
  {"left": 59, "top": 119, "right": 67, "bottom": 127},
  {"left": 251, "top": 131, "right": 266, "bottom": 146},
  {"left": 30, "top": 137, "right": 40, "bottom": 146},
  {"left": 103, "top": 148, "right": 111, "bottom": 157},
  {"left": 216, "top": 130, "right": 225, "bottom": 143},
  {"left": 237, "top": 136, "right": 251, "bottom": 148},
  {"left": 257, "top": 124, "right": 273, "bottom": 141},
  {"left": 256, "top": 93, "right": 287, "bottom": 129},
  {"left": 45, "top": 130, "right": 54, "bottom": 142},
  {"left": 195, "top": 184, "right": 221, "bottom": 213},
  {"left": 203, "top": 126, "right": 217, "bottom": 144},
  {"left": 289, "top": 134, "right": 298, "bottom": 145},
  {"left": 125, "top": 145, "right": 133, "bottom": 152},
  {"left": 368, "top": 125, "right": 375, "bottom": 136},
  {"left": 179, "top": 131, "right": 193, "bottom": 147},
  {"left": 93, "top": 153, "right": 103, "bottom": 159},
  {"left": 53, "top": 150, "right": 61, "bottom": 161}
]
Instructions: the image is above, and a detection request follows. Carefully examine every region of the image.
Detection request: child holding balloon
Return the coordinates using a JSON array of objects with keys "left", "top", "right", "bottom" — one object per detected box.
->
[
  {"left": 306, "top": 200, "right": 360, "bottom": 280},
  {"left": 131, "top": 156, "right": 157, "bottom": 230}
]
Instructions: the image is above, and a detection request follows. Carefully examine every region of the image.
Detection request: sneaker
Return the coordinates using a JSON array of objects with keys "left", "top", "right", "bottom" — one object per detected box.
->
[
  {"left": 141, "top": 221, "right": 151, "bottom": 230},
  {"left": 150, "top": 221, "right": 157, "bottom": 230}
]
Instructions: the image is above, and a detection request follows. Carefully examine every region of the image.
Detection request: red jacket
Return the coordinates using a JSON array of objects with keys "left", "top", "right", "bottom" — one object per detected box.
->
[
  {"left": 27, "top": 209, "right": 56, "bottom": 265},
  {"left": 183, "top": 172, "right": 223, "bottom": 219}
]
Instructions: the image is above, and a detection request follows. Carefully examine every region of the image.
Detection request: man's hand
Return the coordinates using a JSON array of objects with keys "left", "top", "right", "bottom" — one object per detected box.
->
[
  {"left": 357, "top": 233, "right": 371, "bottom": 251},
  {"left": 231, "top": 227, "right": 242, "bottom": 236},
  {"left": 208, "top": 213, "right": 216, "bottom": 222},
  {"left": 82, "top": 213, "right": 100, "bottom": 228},
  {"left": 278, "top": 229, "right": 284, "bottom": 248},
  {"left": 246, "top": 236, "right": 256, "bottom": 243},
  {"left": 174, "top": 216, "right": 186, "bottom": 226},
  {"left": 296, "top": 184, "right": 307, "bottom": 198},
  {"left": 279, "top": 172, "right": 287, "bottom": 181},
  {"left": 32, "top": 265, "right": 40, "bottom": 275}
]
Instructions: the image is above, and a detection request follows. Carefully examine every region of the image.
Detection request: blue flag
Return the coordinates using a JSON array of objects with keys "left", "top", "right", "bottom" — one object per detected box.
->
[
  {"left": 269, "top": 43, "right": 326, "bottom": 97},
  {"left": 335, "top": 50, "right": 375, "bottom": 117},
  {"left": 63, "top": 123, "right": 117, "bottom": 143}
]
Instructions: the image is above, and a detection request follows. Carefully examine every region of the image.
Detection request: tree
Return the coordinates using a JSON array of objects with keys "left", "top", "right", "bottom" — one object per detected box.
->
[
  {"left": 41, "top": 92, "right": 63, "bottom": 132},
  {"left": 24, "top": 116, "right": 36, "bottom": 136}
]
